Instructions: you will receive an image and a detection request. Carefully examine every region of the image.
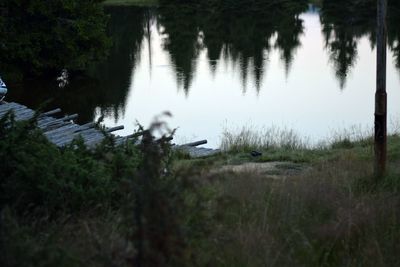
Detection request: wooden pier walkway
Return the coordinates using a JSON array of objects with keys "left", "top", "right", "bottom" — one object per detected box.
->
[{"left": 0, "top": 102, "right": 220, "bottom": 158}]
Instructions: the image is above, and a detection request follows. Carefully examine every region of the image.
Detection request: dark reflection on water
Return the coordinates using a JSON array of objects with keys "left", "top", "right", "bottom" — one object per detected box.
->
[
  {"left": 86, "top": 6, "right": 148, "bottom": 122},
  {"left": 8, "top": 6, "right": 147, "bottom": 123},
  {"left": 320, "top": 0, "right": 376, "bottom": 89},
  {"left": 320, "top": 0, "right": 400, "bottom": 88},
  {"left": 157, "top": 0, "right": 308, "bottom": 93},
  {"left": 155, "top": 0, "right": 400, "bottom": 92},
  {"left": 387, "top": 1, "right": 400, "bottom": 73},
  {"left": 7, "top": 0, "right": 400, "bottom": 126}
]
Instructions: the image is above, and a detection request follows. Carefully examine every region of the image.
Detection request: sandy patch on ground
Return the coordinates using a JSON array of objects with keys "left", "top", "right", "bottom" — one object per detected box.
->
[{"left": 214, "top": 161, "right": 307, "bottom": 178}]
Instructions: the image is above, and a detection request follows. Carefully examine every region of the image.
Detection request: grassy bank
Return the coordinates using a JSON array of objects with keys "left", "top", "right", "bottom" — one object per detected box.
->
[
  {"left": 1, "top": 112, "right": 400, "bottom": 266},
  {"left": 102, "top": 0, "right": 158, "bottom": 6},
  {"left": 174, "top": 127, "right": 400, "bottom": 266},
  {"left": 199, "top": 147, "right": 400, "bottom": 266}
]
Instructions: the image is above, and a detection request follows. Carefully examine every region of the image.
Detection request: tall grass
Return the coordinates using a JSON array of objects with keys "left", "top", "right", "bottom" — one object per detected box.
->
[
  {"left": 220, "top": 125, "right": 309, "bottom": 152},
  {"left": 220, "top": 120, "right": 400, "bottom": 153},
  {"left": 204, "top": 151, "right": 400, "bottom": 266},
  {"left": 327, "top": 124, "right": 373, "bottom": 149}
]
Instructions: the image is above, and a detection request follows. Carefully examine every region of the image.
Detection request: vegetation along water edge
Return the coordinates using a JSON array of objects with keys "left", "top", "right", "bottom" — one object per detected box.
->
[
  {"left": 1, "top": 108, "right": 400, "bottom": 266},
  {"left": 2, "top": 0, "right": 400, "bottom": 266}
]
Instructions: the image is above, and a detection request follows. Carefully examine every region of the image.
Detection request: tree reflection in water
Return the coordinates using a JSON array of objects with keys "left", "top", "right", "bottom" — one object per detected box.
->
[
  {"left": 157, "top": 0, "right": 308, "bottom": 93},
  {"left": 320, "top": 0, "right": 400, "bottom": 88},
  {"left": 6, "top": 0, "right": 400, "bottom": 124},
  {"left": 7, "top": 6, "right": 148, "bottom": 123}
]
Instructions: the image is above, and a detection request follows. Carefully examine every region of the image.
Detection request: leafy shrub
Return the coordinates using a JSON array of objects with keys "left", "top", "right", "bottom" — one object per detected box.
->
[
  {"left": 0, "top": 112, "right": 212, "bottom": 266},
  {"left": 0, "top": 113, "right": 139, "bottom": 214}
]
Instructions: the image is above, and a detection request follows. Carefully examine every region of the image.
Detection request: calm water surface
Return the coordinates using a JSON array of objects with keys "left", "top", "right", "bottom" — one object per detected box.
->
[{"left": 9, "top": 4, "right": 400, "bottom": 148}]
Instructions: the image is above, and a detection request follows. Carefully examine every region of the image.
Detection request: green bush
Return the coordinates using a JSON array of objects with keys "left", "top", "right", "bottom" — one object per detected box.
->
[
  {"left": 0, "top": 113, "right": 211, "bottom": 266},
  {"left": 0, "top": 113, "right": 139, "bottom": 214}
]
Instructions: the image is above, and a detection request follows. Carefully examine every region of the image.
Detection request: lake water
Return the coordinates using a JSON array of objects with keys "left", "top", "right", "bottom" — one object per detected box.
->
[{"left": 8, "top": 3, "right": 400, "bottom": 148}]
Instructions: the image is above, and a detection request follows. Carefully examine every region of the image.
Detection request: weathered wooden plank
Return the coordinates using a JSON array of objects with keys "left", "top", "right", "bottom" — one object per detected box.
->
[
  {"left": 0, "top": 104, "right": 13, "bottom": 113},
  {"left": 75, "top": 128, "right": 99, "bottom": 137},
  {"left": 3, "top": 102, "right": 220, "bottom": 157},
  {"left": 106, "top": 125, "right": 124, "bottom": 133},
  {"left": 53, "top": 136, "right": 78, "bottom": 147},
  {"left": 74, "top": 122, "right": 96, "bottom": 133},
  {"left": 53, "top": 136, "right": 76, "bottom": 147},
  {"left": 37, "top": 117, "right": 55, "bottom": 127},
  {"left": 85, "top": 138, "right": 105, "bottom": 148},
  {"left": 38, "top": 120, "right": 62, "bottom": 130},
  {"left": 82, "top": 129, "right": 106, "bottom": 147},
  {"left": 180, "top": 140, "right": 207, "bottom": 147},
  {"left": 15, "top": 110, "right": 35, "bottom": 120},
  {"left": 37, "top": 119, "right": 58, "bottom": 129},
  {"left": 64, "top": 129, "right": 102, "bottom": 146},
  {"left": 44, "top": 123, "right": 78, "bottom": 135},
  {"left": 84, "top": 132, "right": 105, "bottom": 143},
  {"left": 53, "top": 128, "right": 99, "bottom": 147},
  {"left": 0, "top": 104, "right": 27, "bottom": 116},
  {"left": 45, "top": 124, "right": 81, "bottom": 140},
  {"left": 39, "top": 115, "right": 77, "bottom": 130},
  {"left": 39, "top": 108, "right": 62, "bottom": 117},
  {"left": 114, "top": 137, "right": 128, "bottom": 146},
  {"left": 5, "top": 103, "right": 28, "bottom": 112},
  {"left": 173, "top": 143, "right": 220, "bottom": 158},
  {"left": 0, "top": 102, "right": 20, "bottom": 109},
  {"left": 62, "top": 114, "right": 79, "bottom": 121},
  {"left": 122, "top": 131, "right": 146, "bottom": 141},
  {"left": 14, "top": 108, "right": 33, "bottom": 116},
  {"left": 53, "top": 133, "right": 83, "bottom": 147},
  {"left": 0, "top": 102, "right": 20, "bottom": 113},
  {"left": 48, "top": 123, "right": 96, "bottom": 144},
  {"left": 41, "top": 121, "right": 71, "bottom": 132},
  {"left": 113, "top": 136, "right": 124, "bottom": 145}
]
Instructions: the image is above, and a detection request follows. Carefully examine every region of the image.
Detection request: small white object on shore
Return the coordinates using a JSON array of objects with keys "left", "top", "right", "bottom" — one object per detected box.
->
[{"left": 0, "top": 76, "right": 8, "bottom": 101}]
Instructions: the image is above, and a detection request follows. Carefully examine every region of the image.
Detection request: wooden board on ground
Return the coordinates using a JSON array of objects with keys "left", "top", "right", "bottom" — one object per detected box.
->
[{"left": 0, "top": 101, "right": 220, "bottom": 158}]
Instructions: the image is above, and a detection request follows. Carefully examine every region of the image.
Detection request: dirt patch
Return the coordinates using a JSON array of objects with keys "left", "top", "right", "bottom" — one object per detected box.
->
[{"left": 214, "top": 161, "right": 307, "bottom": 178}]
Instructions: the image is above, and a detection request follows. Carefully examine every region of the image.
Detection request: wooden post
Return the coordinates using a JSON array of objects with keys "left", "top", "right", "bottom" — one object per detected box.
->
[{"left": 375, "top": 0, "right": 388, "bottom": 178}]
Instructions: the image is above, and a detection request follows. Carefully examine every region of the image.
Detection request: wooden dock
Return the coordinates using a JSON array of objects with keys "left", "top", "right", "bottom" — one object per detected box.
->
[{"left": 0, "top": 102, "right": 220, "bottom": 158}]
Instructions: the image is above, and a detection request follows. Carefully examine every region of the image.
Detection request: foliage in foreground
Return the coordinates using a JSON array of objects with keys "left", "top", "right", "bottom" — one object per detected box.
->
[
  {"left": 0, "top": 113, "right": 211, "bottom": 267},
  {"left": 1, "top": 111, "right": 400, "bottom": 266}
]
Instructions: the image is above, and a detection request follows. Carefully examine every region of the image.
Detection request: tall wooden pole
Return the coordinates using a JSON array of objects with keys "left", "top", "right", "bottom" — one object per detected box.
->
[{"left": 375, "top": 0, "right": 387, "bottom": 178}]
